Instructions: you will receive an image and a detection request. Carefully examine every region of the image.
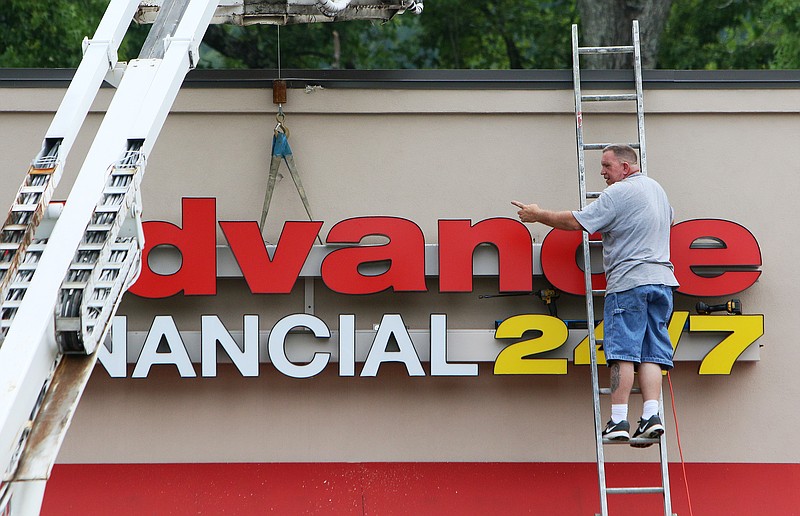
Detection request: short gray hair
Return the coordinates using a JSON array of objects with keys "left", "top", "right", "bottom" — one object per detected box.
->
[{"left": 603, "top": 144, "right": 638, "bottom": 164}]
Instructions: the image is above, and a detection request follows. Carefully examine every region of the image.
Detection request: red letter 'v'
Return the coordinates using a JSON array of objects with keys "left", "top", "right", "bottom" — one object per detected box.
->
[{"left": 221, "top": 221, "right": 322, "bottom": 294}]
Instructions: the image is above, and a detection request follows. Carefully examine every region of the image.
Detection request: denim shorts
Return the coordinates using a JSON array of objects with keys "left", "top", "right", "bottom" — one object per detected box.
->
[{"left": 603, "top": 284, "right": 674, "bottom": 370}]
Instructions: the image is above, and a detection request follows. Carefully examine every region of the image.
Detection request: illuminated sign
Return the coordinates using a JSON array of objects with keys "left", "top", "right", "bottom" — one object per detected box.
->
[{"left": 105, "top": 198, "right": 764, "bottom": 378}]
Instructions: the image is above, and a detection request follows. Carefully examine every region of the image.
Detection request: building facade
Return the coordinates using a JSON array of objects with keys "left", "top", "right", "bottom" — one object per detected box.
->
[{"left": 1, "top": 69, "right": 798, "bottom": 514}]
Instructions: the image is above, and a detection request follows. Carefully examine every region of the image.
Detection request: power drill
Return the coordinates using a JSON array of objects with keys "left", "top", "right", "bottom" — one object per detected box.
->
[{"left": 696, "top": 299, "right": 742, "bottom": 315}]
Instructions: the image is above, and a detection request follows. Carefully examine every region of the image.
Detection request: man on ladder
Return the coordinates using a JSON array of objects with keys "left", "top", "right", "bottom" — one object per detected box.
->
[{"left": 511, "top": 143, "right": 678, "bottom": 441}]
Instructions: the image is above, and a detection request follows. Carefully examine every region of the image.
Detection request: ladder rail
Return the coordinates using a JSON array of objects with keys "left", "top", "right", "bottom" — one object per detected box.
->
[
  {"left": 632, "top": 21, "right": 648, "bottom": 177},
  {"left": 572, "top": 26, "right": 589, "bottom": 213},
  {"left": 572, "top": 23, "right": 609, "bottom": 516},
  {"left": 658, "top": 395, "right": 673, "bottom": 514}
]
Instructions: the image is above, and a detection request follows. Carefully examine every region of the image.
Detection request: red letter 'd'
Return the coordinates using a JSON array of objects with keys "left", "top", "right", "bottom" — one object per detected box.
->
[
  {"left": 322, "top": 217, "right": 426, "bottom": 294},
  {"left": 671, "top": 219, "right": 762, "bottom": 296},
  {"left": 129, "top": 198, "right": 217, "bottom": 298},
  {"left": 438, "top": 218, "right": 533, "bottom": 292},
  {"left": 221, "top": 220, "right": 321, "bottom": 294},
  {"left": 540, "top": 229, "right": 605, "bottom": 296}
]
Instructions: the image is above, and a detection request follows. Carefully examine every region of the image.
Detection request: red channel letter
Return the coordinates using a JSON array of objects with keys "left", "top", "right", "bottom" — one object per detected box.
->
[
  {"left": 221, "top": 221, "right": 321, "bottom": 294},
  {"left": 671, "top": 219, "right": 762, "bottom": 296},
  {"left": 129, "top": 198, "right": 217, "bottom": 298},
  {"left": 438, "top": 218, "right": 533, "bottom": 292},
  {"left": 321, "top": 217, "right": 426, "bottom": 294},
  {"left": 540, "top": 229, "right": 605, "bottom": 296}
]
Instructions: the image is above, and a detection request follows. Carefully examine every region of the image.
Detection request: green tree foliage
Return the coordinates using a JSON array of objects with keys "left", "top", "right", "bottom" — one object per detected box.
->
[
  {"left": 659, "top": 0, "right": 800, "bottom": 69},
  {"left": 764, "top": 0, "right": 800, "bottom": 68},
  {"left": 0, "top": 0, "right": 102, "bottom": 67},
  {"left": 0, "top": 0, "right": 797, "bottom": 70},
  {"left": 417, "top": 0, "right": 576, "bottom": 69},
  {"left": 0, "top": 0, "right": 147, "bottom": 67}
]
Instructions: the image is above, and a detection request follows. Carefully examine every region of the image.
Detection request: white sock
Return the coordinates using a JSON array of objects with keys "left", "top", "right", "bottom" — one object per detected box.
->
[
  {"left": 642, "top": 400, "right": 659, "bottom": 420},
  {"left": 611, "top": 404, "right": 628, "bottom": 424}
]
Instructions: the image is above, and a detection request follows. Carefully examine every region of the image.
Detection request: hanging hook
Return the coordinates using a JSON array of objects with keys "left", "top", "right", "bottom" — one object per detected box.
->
[{"left": 275, "top": 107, "right": 290, "bottom": 137}]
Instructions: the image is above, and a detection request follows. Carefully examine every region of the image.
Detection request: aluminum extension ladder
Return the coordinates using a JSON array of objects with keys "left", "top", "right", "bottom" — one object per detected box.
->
[{"left": 571, "top": 21, "right": 675, "bottom": 516}]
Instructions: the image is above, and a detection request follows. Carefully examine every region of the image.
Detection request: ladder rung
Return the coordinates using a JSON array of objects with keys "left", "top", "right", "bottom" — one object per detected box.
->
[
  {"left": 11, "top": 204, "right": 38, "bottom": 212},
  {"left": 586, "top": 192, "right": 602, "bottom": 199},
  {"left": 102, "top": 187, "right": 130, "bottom": 195},
  {"left": 77, "top": 243, "right": 104, "bottom": 251},
  {"left": 599, "top": 387, "right": 641, "bottom": 395},
  {"left": 111, "top": 167, "right": 137, "bottom": 175},
  {"left": 578, "top": 45, "right": 635, "bottom": 55},
  {"left": 591, "top": 289, "right": 606, "bottom": 296},
  {"left": 581, "top": 94, "right": 637, "bottom": 102},
  {"left": 603, "top": 437, "right": 659, "bottom": 446},
  {"left": 68, "top": 263, "right": 95, "bottom": 270},
  {"left": 583, "top": 142, "right": 640, "bottom": 151},
  {"left": 19, "top": 185, "right": 47, "bottom": 194},
  {"left": 93, "top": 206, "right": 121, "bottom": 214},
  {"left": 54, "top": 317, "right": 81, "bottom": 331},
  {"left": 2, "top": 225, "right": 29, "bottom": 232},
  {"left": 606, "top": 486, "right": 664, "bottom": 495},
  {"left": 86, "top": 224, "right": 114, "bottom": 232},
  {"left": 60, "top": 282, "right": 88, "bottom": 290}
]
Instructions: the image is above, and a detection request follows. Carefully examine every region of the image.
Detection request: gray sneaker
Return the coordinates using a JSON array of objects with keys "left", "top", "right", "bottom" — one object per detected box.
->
[
  {"left": 602, "top": 419, "right": 630, "bottom": 441},
  {"left": 631, "top": 415, "right": 664, "bottom": 448}
]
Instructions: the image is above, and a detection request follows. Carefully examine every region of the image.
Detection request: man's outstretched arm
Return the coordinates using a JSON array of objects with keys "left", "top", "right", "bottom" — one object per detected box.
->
[{"left": 511, "top": 200, "right": 584, "bottom": 231}]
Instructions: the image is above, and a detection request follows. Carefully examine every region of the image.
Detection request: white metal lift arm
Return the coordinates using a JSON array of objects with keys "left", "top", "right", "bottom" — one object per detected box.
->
[{"left": 0, "top": 1, "right": 221, "bottom": 514}]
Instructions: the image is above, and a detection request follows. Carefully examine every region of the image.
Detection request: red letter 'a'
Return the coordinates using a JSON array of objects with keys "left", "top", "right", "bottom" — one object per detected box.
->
[
  {"left": 129, "top": 197, "right": 217, "bottom": 298},
  {"left": 321, "top": 217, "right": 426, "bottom": 294},
  {"left": 540, "top": 229, "right": 605, "bottom": 296},
  {"left": 671, "top": 219, "right": 762, "bottom": 296},
  {"left": 220, "top": 220, "right": 321, "bottom": 294},
  {"left": 438, "top": 219, "right": 533, "bottom": 292}
]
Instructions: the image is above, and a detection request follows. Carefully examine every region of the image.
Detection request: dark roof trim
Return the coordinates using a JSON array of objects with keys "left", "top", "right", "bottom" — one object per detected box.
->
[{"left": 1, "top": 68, "right": 798, "bottom": 89}]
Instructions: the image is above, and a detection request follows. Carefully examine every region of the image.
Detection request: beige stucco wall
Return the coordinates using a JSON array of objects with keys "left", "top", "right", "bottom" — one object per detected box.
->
[{"left": 1, "top": 79, "right": 797, "bottom": 464}]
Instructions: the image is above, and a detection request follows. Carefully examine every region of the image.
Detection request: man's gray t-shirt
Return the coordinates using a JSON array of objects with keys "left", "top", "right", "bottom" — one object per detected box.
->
[{"left": 572, "top": 173, "right": 679, "bottom": 294}]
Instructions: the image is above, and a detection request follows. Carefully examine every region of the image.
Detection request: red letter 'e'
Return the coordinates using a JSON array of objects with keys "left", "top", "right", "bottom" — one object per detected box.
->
[{"left": 671, "top": 219, "right": 762, "bottom": 296}]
